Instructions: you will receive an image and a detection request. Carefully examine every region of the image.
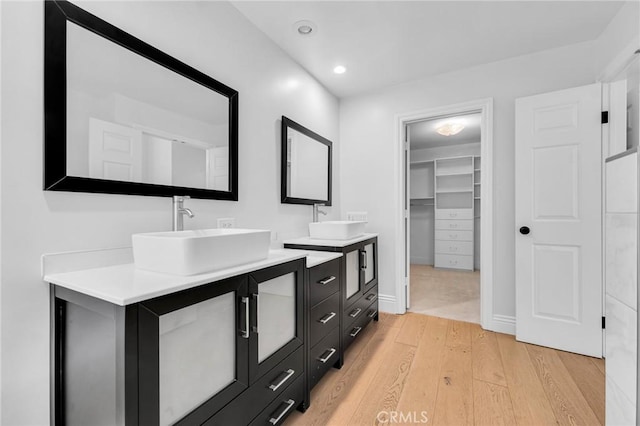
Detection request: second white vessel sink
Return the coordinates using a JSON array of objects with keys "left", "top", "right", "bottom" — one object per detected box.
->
[
  {"left": 132, "top": 228, "right": 271, "bottom": 276},
  {"left": 308, "top": 221, "right": 366, "bottom": 240}
]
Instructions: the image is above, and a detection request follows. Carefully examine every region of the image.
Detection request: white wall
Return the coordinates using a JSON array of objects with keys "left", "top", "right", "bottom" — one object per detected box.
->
[
  {"left": 340, "top": 41, "right": 598, "bottom": 320},
  {"left": 0, "top": 1, "right": 339, "bottom": 424}
]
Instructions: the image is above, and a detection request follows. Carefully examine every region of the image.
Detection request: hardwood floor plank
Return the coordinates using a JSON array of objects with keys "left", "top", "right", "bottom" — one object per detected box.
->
[
  {"left": 557, "top": 351, "right": 605, "bottom": 425},
  {"left": 395, "top": 316, "right": 449, "bottom": 421},
  {"left": 495, "top": 333, "right": 557, "bottom": 426},
  {"left": 470, "top": 323, "right": 508, "bottom": 387},
  {"left": 526, "top": 344, "right": 601, "bottom": 426},
  {"left": 430, "top": 320, "right": 474, "bottom": 426},
  {"left": 377, "top": 312, "right": 407, "bottom": 329},
  {"left": 472, "top": 380, "right": 517, "bottom": 426},
  {"left": 395, "top": 312, "right": 429, "bottom": 347},
  {"left": 347, "top": 342, "right": 416, "bottom": 425},
  {"left": 591, "top": 357, "right": 605, "bottom": 376}
]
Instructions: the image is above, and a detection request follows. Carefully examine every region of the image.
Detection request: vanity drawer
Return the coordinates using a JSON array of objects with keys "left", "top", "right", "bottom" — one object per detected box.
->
[
  {"left": 309, "top": 292, "right": 340, "bottom": 347},
  {"left": 343, "top": 308, "right": 374, "bottom": 350},
  {"left": 435, "top": 254, "right": 473, "bottom": 270},
  {"left": 205, "top": 347, "right": 304, "bottom": 426},
  {"left": 435, "top": 229, "right": 473, "bottom": 242},
  {"left": 435, "top": 240, "right": 473, "bottom": 256},
  {"left": 308, "top": 258, "right": 340, "bottom": 307},
  {"left": 435, "top": 219, "right": 473, "bottom": 231},
  {"left": 343, "top": 286, "right": 377, "bottom": 329},
  {"left": 309, "top": 326, "right": 340, "bottom": 389},
  {"left": 435, "top": 208, "right": 473, "bottom": 220},
  {"left": 249, "top": 374, "right": 304, "bottom": 426}
]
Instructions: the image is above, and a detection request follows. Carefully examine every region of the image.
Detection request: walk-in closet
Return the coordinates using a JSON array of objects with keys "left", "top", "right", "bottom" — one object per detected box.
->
[{"left": 408, "top": 112, "right": 481, "bottom": 323}]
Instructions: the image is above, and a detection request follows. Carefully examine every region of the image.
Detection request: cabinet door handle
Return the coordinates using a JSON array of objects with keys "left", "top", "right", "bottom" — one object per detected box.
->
[
  {"left": 349, "top": 307, "right": 362, "bottom": 318},
  {"left": 366, "top": 293, "right": 377, "bottom": 302},
  {"left": 350, "top": 327, "right": 362, "bottom": 337},
  {"left": 241, "top": 297, "right": 249, "bottom": 339},
  {"left": 268, "top": 368, "right": 295, "bottom": 391},
  {"left": 319, "top": 276, "right": 336, "bottom": 285},
  {"left": 360, "top": 250, "right": 367, "bottom": 270},
  {"left": 251, "top": 293, "right": 259, "bottom": 333},
  {"left": 368, "top": 309, "right": 378, "bottom": 318},
  {"left": 269, "top": 399, "right": 296, "bottom": 425},
  {"left": 318, "top": 348, "right": 337, "bottom": 363},
  {"left": 319, "top": 312, "right": 336, "bottom": 324}
]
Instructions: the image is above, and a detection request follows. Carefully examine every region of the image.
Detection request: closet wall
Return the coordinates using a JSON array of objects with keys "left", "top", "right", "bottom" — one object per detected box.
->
[{"left": 410, "top": 142, "right": 481, "bottom": 269}]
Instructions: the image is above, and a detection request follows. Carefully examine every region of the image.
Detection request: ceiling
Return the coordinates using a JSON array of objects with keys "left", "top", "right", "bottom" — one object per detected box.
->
[
  {"left": 231, "top": 1, "right": 624, "bottom": 98},
  {"left": 409, "top": 112, "right": 481, "bottom": 150}
]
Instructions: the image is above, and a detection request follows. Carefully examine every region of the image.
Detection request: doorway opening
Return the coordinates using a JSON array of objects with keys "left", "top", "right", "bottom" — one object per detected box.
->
[
  {"left": 396, "top": 98, "right": 495, "bottom": 331},
  {"left": 408, "top": 112, "right": 481, "bottom": 323}
]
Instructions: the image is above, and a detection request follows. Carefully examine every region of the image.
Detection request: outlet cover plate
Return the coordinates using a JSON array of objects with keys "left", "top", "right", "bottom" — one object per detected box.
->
[
  {"left": 217, "top": 218, "right": 235, "bottom": 229},
  {"left": 346, "top": 211, "right": 368, "bottom": 222}
]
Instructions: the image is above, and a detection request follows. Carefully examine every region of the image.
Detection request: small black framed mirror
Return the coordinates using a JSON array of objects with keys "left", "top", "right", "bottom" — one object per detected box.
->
[
  {"left": 281, "top": 116, "right": 332, "bottom": 205},
  {"left": 44, "top": 0, "right": 239, "bottom": 200}
]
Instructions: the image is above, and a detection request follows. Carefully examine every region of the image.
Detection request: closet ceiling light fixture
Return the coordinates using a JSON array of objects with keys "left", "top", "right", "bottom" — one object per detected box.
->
[
  {"left": 333, "top": 65, "right": 346, "bottom": 74},
  {"left": 436, "top": 122, "right": 465, "bottom": 136}
]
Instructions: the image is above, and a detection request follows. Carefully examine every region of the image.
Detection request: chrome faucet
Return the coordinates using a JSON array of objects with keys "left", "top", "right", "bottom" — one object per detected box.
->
[
  {"left": 313, "top": 203, "right": 327, "bottom": 223},
  {"left": 172, "top": 196, "right": 194, "bottom": 231}
]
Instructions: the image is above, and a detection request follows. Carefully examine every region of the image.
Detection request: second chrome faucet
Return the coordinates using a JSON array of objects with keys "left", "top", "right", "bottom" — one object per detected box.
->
[{"left": 173, "top": 196, "right": 194, "bottom": 231}]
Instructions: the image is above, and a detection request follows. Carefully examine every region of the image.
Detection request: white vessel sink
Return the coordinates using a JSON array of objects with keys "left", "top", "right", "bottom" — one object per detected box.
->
[
  {"left": 132, "top": 228, "right": 270, "bottom": 276},
  {"left": 308, "top": 221, "right": 366, "bottom": 240}
]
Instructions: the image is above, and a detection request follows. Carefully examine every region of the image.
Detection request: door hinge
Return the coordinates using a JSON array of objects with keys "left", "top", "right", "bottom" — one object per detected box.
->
[
  {"left": 601, "top": 111, "right": 609, "bottom": 124},
  {"left": 602, "top": 316, "right": 606, "bottom": 329}
]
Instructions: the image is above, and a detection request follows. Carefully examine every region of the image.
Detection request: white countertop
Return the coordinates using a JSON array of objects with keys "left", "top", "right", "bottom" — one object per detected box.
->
[
  {"left": 44, "top": 249, "right": 308, "bottom": 306},
  {"left": 283, "top": 233, "right": 378, "bottom": 248}
]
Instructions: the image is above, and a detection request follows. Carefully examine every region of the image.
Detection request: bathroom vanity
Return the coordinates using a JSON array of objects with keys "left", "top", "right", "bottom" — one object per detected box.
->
[
  {"left": 284, "top": 234, "right": 379, "bottom": 363},
  {"left": 46, "top": 250, "right": 308, "bottom": 426}
]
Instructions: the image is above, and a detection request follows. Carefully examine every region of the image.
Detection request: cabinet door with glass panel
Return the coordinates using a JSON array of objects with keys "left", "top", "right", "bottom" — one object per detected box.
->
[
  {"left": 137, "top": 275, "right": 250, "bottom": 426},
  {"left": 248, "top": 260, "right": 304, "bottom": 381},
  {"left": 344, "top": 238, "right": 378, "bottom": 307}
]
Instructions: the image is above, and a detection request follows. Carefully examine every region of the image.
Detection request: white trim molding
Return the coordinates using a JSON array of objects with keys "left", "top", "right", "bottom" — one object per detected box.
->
[
  {"left": 394, "top": 98, "right": 495, "bottom": 330},
  {"left": 377, "top": 293, "right": 398, "bottom": 314},
  {"left": 490, "top": 314, "right": 516, "bottom": 335}
]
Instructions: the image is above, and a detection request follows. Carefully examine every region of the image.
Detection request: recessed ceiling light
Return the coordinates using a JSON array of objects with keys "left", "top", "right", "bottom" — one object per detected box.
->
[
  {"left": 333, "top": 65, "right": 346, "bottom": 74},
  {"left": 293, "top": 20, "right": 316, "bottom": 36}
]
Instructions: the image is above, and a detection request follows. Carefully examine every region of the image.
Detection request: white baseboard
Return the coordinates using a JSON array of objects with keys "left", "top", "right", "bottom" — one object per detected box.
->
[
  {"left": 378, "top": 293, "right": 398, "bottom": 314},
  {"left": 410, "top": 257, "right": 433, "bottom": 265},
  {"left": 487, "top": 314, "right": 516, "bottom": 335}
]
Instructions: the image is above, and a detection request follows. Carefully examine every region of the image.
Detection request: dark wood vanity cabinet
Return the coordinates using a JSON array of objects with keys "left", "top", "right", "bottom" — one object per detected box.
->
[
  {"left": 53, "top": 259, "right": 306, "bottom": 426},
  {"left": 285, "top": 236, "right": 379, "bottom": 361},
  {"left": 306, "top": 258, "right": 341, "bottom": 391}
]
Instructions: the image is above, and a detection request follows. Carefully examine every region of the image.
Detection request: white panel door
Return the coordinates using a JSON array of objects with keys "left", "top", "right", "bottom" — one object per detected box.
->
[
  {"left": 89, "top": 118, "right": 142, "bottom": 182},
  {"left": 515, "top": 83, "right": 602, "bottom": 357}
]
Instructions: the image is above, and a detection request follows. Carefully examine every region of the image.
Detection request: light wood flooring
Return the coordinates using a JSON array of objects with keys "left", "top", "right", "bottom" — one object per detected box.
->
[
  {"left": 286, "top": 312, "right": 604, "bottom": 426},
  {"left": 409, "top": 265, "right": 480, "bottom": 324}
]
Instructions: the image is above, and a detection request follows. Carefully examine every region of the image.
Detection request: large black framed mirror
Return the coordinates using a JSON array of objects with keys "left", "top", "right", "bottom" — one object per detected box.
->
[
  {"left": 281, "top": 116, "right": 332, "bottom": 205},
  {"left": 44, "top": 0, "right": 239, "bottom": 200}
]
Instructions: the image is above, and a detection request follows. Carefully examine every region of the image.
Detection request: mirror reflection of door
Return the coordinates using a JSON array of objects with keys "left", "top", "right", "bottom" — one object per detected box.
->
[{"left": 88, "top": 118, "right": 228, "bottom": 191}]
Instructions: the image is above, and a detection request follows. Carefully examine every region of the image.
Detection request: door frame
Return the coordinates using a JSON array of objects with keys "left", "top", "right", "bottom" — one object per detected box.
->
[{"left": 394, "top": 98, "right": 495, "bottom": 331}]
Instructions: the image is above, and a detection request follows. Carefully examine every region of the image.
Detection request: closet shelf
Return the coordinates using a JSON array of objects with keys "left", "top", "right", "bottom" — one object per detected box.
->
[
  {"left": 410, "top": 160, "right": 435, "bottom": 166},
  {"left": 436, "top": 189, "right": 473, "bottom": 194},
  {"left": 435, "top": 171, "right": 473, "bottom": 177},
  {"left": 474, "top": 183, "right": 481, "bottom": 186}
]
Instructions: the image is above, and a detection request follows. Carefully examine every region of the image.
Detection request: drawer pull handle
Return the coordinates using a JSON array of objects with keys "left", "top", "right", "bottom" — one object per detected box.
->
[
  {"left": 319, "top": 276, "right": 336, "bottom": 285},
  {"left": 269, "top": 399, "right": 296, "bottom": 425},
  {"left": 240, "top": 297, "right": 249, "bottom": 339},
  {"left": 449, "top": 213, "right": 457, "bottom": 217},
  {"left": 450, "top": 260, "right": 458, "bottom": 265},
  {"left": 318, "top": 348, "right": 337, "bottom": 363},
  {"left": 450, "top": 224, "right": 458, "bottom": 229},
  {"left": 350, "top": 326, "right": 362, "bottom": 337},
  {"left": 319, "top": 312, "right": 336, "bottom": 324},
  {"left": 449, "top": 247, "right": 458, "bottom": 252},
  {"left": 450, "top": 234, "right": 458, "bottom": 239},
  {"left": 368, "top": 309, "right": 378, "bottom": 318},
  {"left": 366, "top": 294, "right": 377, "bottom": 302},
  {"left": 349, "top": 308, "right": 362, "bottom": 318},
  {"left": 268, "top": 369, "right": 295, "bottom": 392}
]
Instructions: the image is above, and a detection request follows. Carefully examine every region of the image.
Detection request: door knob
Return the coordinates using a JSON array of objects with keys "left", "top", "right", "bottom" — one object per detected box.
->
[{"left": 519, "top": 226, "right": 530, "bottom": 235}]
